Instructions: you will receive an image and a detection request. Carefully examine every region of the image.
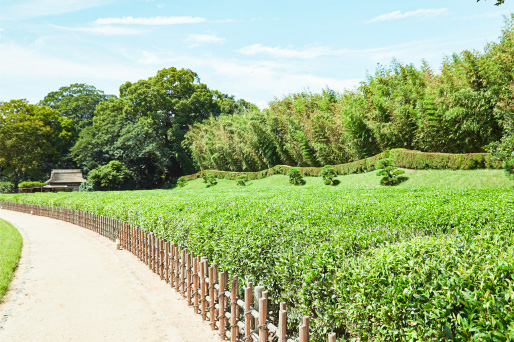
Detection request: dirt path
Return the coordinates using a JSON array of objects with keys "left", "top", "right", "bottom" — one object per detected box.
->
[{"left": 0, "top": 209, "right": 219, "bottom": 342}]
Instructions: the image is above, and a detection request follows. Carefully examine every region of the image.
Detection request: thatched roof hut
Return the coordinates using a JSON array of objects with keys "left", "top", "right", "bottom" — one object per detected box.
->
[{"left": 45, "top": 169, "right": 86, "bottom": 191}]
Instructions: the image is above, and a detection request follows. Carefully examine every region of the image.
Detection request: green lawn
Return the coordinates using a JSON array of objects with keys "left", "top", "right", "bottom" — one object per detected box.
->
[
  {"left": 181, "top": 168, "right": 514, "bottom": 189},
  {"left": 0, "top": 219, "right": 23, "bottom": 302}
]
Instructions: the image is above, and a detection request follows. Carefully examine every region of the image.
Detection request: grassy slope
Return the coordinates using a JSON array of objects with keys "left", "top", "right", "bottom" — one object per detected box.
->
[
  {"left": 0, "top": 219, "right": 23, "bottom": 302},
  {"left": 182, "top": 168, "right": 514, "bottom": 189}
]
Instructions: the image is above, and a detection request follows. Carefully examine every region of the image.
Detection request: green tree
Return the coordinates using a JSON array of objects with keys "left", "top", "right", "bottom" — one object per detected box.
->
[
  {"left": 376, "top": 158, "right": 405, "bottom": 186},
  {"left": 39, "top": 83, "right": 110, "bottom": 132},
  {"left": 0, "top": 100, "right": 74, "bottom": 186},
  {"left": 288, "top": 168, "right": 306, "bottom": 185},
  {"left": 87, "top": 160, "right": 134, "bottom": 191},
  {"left": 72, "top": 67, "right": 250, "bottom": 188},
  {"left": 477, "top": 0, "right": 506, "bottom": 5}
]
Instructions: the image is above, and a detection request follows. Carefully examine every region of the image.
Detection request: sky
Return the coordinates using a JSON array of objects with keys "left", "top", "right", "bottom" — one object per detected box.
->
[{"left": 0, "top": 0, "right": 513, "bottom": 108}]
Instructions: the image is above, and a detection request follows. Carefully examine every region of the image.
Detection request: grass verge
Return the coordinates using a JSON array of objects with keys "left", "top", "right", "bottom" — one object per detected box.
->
[{"left": 0, "top": 218, "right": 23, "bottom": 302}]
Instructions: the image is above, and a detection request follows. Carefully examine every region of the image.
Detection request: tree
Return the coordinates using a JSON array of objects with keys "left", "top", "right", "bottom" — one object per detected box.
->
[
  {"left": 0, "top": 100, "right": 74, "bottom": 186},
  {"left": 72, "top": 67, "right": 251, "bottom": 188},
  {"left": 87, "top": 161, "right": 134, "bottom": 191},
  {"left": 477, "top": 0, "right": 506, "bottom": 5},
  {"left": 39, "top": 83, "right": 110, "bottom": 132},
  {"left": 376, "top": 158, "right": 405, "bottom": 186}
]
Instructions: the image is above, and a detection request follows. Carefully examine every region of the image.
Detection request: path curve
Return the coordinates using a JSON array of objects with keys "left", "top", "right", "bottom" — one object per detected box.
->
[{"left": 0, "top": 209, "right": 219, "bottom": 342}]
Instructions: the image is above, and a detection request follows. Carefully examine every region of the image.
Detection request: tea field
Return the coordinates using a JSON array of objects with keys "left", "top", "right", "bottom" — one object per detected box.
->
[{"left": 1, "top": 173, "right": 514, "bottom": 341}]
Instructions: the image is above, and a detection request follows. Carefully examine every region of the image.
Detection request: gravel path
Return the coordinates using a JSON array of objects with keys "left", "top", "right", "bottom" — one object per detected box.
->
[{"left": 0, "top": 209, "right": 219, "bottom": 342}]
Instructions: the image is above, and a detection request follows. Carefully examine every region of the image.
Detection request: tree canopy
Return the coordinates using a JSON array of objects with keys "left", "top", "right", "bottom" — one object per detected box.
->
[
  {"left": 71, "top": 67, "right": 252, "bottom": 188},
  {"left": 0, "top": 100, "right": 74, "bottom": 185}
]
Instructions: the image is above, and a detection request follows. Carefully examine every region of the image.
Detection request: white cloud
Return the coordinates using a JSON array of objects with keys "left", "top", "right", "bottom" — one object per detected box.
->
[
  {"left": 238, "top": 44, "right": 335, "bottom": 59},
  {"left": 93, "top": 16, "right": 206, "bottom": 25},
  {"left": 1, "top": 0, "right": 111, "bottom": 20},
  {"left": 211, "top": 19, "right": 238, "bottom": 23},
  {"left": 188, "top": 34, "right": 225, "bottom": 45},
  {"left": 52, "top": 24, "right": 144, "bottom": 35},
  {"left": 237, "top": 39, "right": 468, "bottom": 61},
  {"left": 366, "top": 8, "right": 449, "bottom": 24}
]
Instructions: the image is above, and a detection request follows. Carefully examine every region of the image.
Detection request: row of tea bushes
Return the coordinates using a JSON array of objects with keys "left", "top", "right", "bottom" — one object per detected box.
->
[{"left": 1, "top": 187, "right": 513, "bottom": 340}]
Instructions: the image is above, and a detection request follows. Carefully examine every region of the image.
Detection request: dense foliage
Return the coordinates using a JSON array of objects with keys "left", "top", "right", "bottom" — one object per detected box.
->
[
  {"left": 0, "top": 182, "right": 14, "bottom": 194},
  {"left": 87, "top": 161, "right": 134, "bottom": 191},
  {"left": 185, "top": 16, "right": 514, "bottom": 172},
  {"left": 0, "top": 99, "right": 74, "bottom": 186},
  {"left": 18, "top": 181, "right": 47, "bottom": 188},
  {"left": 1, "top": 184, "right": 513, "bottom": 340},
  {"left": 70, "top": 67, "right": 253, "bottom": 188}
]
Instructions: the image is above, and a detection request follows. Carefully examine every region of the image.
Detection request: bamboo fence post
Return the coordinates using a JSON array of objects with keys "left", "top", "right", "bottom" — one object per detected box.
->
[
  {"left": 180, "top": 249, "right": 186, "bottom": 296},
  {"left": 219, "top": 270, "right": 227, "bottom": 339},
  {"left": 201, "top": 258, "right": 208, "bottom": 320},
  {"left": 230, "top": 276, "right": 238, "bottom": 342},
  {"left": 174, "top": 246, "right": 181, "bottom": 292},
  {"left": 254, "top": 286, "right": 264, "bottom": 331},
  {"left": 165, "top": 241, "right": 170, "bottom": 284},
  {"left": 209, "top": 265, "right": 216, "bottom": 328},
  {"left": 299, "top": 323, "right": 308, "bottom": 342},
  {"left": 258, "top": 296, "right": 268, "bottom": 342},
  {"left": 302, "top": 316, "right": 310, "bottom": 341},
  {"left": 160, "top": 239, "right": 165, "bottom": 280},
  {"left": 279, "top": 306, "right": 287, "bottom": 342},
  {"left": 244, "top": 282, "right": 253, "bottom": 341},
  {"left": 328, "top": 332, "right": 336, "bottom": 342},
  {"left": 186, "top": 252, "right": 192, "bottom": 305},
  {"left": 193, "top": 256, "right": 199, "bottom": 313}
]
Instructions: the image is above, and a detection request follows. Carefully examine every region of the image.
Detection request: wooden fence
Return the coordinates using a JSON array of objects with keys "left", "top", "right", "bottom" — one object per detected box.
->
[{"left": 0, "top": 202, "right": 338, "bottom": 342}]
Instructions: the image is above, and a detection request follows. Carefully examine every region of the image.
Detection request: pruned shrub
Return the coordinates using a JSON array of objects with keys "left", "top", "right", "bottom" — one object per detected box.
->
[
  {"left": 79, "top": 181, "right": 94, "bottom": 192},
  {"left": 0, "top": 181, "right": 14, "bottom": 193},
  {"left": 288, "top": 168, "right": 305, "bottom": 186},
  {"left": 236, "top": 175, "right": 248, "bottom": 186},
  {"left": 320, "top": 165, "right": 338, "bottom": 185},
  {"left": 377, "top": 158, "right": 405, "bottom": 186},
  {"left": 203, "top": 173, "right": 217, "bottom": 187},
  {"left": 18, "top": 181, "right": 46, "bottom": 188},
  {"left": 88, "top": 160, "right": 134, "bottom": 191}
]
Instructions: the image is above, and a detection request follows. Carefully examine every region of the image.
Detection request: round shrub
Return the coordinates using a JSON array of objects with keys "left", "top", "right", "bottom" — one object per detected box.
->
[{"left": 287, "top": 168, "right": 305, "bottom": 186}]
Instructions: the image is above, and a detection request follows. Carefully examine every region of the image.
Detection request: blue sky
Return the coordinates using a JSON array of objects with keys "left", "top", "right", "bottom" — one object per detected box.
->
[{"left": 0, "top": 0, "right": 513, "bottom": 108}]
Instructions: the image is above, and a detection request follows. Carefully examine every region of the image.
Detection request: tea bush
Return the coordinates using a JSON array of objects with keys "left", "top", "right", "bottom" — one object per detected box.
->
[{"left": 1, "top": 186, "right": 513, "bottom": 341}]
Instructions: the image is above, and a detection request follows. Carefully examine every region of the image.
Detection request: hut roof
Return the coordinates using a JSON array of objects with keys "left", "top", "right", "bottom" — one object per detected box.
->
[{"left": 46, "top": 169, "right": 86, "bottom": 184}]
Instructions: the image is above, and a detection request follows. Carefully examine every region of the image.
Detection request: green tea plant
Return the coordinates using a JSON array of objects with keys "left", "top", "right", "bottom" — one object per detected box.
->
[
  {"left": 1, "top": 185, "right": 514, "bottom": 341},
  {"left": 287, "top": 168, "right": 305, "bottom": 185},
  {"left": 376, "top": 158, "right": 405, "bottom": 185},
  {"left": 236, "top": 175, "right": 248, "bottom": 186},
  {"left": 203, "top": 173, "right": 217, "bottom": 187},
  {"left": 320, "top": 165, "right": 338, "bottom": 185}
]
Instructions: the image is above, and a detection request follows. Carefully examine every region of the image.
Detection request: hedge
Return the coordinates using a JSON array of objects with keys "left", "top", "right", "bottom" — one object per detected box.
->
[{"left": 183, "top": 149, "right": 501, "bottom": 181}]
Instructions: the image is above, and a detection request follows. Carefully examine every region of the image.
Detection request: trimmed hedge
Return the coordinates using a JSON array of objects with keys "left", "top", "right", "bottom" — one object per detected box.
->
[
  {"left": 18, "top": 181, "right": 47, "bottom": 188},
  {"left": 183, "top": 149, "right": 501, "bottom": 182}
]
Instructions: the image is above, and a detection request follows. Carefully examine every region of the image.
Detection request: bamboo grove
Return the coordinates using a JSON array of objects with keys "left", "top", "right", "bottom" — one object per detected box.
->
[{"left": 184, "top": 15, "right": 514, "bottom": 172}]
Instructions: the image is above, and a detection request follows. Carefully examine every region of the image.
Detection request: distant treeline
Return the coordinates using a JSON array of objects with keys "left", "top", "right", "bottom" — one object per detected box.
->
[
  {"left": 1, "top": 15, "right": 513, "bottom": 188},
  {"left": 185, "top": 15, "right": 514, "bottom": 172}
]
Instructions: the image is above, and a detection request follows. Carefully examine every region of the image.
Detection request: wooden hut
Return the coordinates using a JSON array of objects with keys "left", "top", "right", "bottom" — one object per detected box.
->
[{"left": 45, "top": 169, "right": 86, "bottom": 192}]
